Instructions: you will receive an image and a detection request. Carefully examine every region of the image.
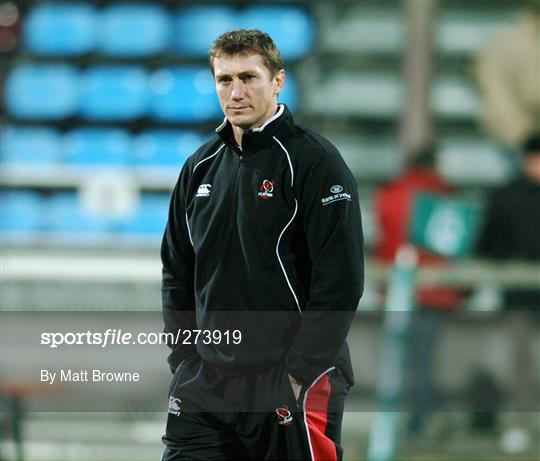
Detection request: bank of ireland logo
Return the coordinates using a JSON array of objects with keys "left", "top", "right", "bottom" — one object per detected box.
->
[
  {"left": 258, "top": 179, "right": 275, "bottom": 200},
  {"left": 275, "top": 405, "right": 293, "bottom": 426},
  {"left": 196, "top": 184, "right": 211, "bottom": 197},
  {"left": 168, "top": 396, "right": 182, "bottom": 416},
  {"left": 321, "top": 184, "right": 351, "bottom": 206}
]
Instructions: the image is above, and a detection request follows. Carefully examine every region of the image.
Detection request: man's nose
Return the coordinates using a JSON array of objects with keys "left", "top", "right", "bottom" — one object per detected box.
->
[{"left": 231, "top": 79, "right": 245, "bottom": 100}]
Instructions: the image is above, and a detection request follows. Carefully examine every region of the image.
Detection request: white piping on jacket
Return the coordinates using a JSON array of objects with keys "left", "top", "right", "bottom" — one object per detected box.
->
[
  {"left": 185, "top": 213, "right": 193, "bottom": 246},
  {"left": 193, "top": 143, "right": 225, "bottom": 173},
  {"left": 253, "top": 104, "right": 284, "bottom": 132},
  {"left": 273, "top": 136, "right": 300, "bottom": 313}
]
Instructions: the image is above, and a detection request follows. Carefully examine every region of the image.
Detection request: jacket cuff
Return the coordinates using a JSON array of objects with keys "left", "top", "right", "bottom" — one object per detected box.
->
[
  {"left": 284, "top": 348, "right": 327, "bottom": 386},
  {"left": 167, "top": 346, "right": 196, "bottom": 374}
]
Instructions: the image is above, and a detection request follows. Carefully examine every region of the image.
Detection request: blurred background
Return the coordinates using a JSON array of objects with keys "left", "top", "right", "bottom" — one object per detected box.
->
[{"left": 1, "top": 0, "right": 539, "bottom": 460}]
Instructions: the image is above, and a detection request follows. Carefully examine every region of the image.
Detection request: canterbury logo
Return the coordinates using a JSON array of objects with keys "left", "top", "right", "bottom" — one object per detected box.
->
[
  {"left": 196, "top": 184, "right": 211, "bottom": 197},
  {"left": 168, "top": 396, "right": 182, "bottom": 416}
]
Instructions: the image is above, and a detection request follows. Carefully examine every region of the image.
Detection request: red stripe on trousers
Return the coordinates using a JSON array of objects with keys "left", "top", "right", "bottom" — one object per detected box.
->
[{"left": 305, "top": 374, "right": 337, "bottom": 461}]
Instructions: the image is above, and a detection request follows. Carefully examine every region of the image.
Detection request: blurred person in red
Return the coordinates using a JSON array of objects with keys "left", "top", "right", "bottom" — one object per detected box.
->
[
  {"left": 474, "top": 2, "right": 540, "bottom": 153},
  {"left": 373, "top": 144, "right": 462, "bottom": 434}
]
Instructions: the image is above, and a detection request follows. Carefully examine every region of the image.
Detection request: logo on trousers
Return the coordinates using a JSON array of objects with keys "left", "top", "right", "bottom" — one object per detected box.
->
[
  {"left": 168, "top": 396, "right": 182, "bottom": 416},
  {"left": 275, "top": 405, "right": 293, "bottom": 426}
]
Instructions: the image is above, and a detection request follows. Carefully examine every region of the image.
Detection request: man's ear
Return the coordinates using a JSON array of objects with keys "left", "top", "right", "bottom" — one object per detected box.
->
[{"left": 274, "top": 69, "right": 285, "bottom": 95}]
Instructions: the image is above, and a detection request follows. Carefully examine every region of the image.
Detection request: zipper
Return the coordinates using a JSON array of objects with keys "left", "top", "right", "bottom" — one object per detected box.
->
[{"left": 229, "top": 151, "right": 244, "bottom": 226}]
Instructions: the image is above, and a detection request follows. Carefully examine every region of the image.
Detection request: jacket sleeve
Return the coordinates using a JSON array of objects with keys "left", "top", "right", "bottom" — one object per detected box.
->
[
  {"left": 161, "top": 161, "right": 198, "bottom": 374},
  {"left": 285, "top": 153, "right": 364, "bottom": 385},
  {"left": 476, "top": 188, "right": 511, "bottom": 260}
]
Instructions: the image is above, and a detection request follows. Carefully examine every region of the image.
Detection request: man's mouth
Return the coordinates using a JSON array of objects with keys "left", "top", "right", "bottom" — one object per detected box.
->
[{"left": 229, "top": 106, "right": 249, "bottom": 111}]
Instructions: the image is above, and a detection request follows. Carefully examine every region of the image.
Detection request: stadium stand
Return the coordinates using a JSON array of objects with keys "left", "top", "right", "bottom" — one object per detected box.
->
[
  {"left": 317, "top": 4, "right": 403, "bottom": 55},
  {"left": 1, "top": 126, "right": 61, "bottom": 165},
  {"left": 173, "top": 5, "right": 236, "bottom": 57},
  {"left": 46, "top": 192, "right": 115, "bottom": 235},
  {"left": 122, "top": 193, "right": 170, "bottom": 236},
  {"left": 62, "top": 128, "right": 132, "bottom": 166},
  {"left": 438, "top": 137, "right": 514, "bottom": 186},
  {"left": 304, "top": 71, "right": 402, "bottom": 118},
  {"left": 432, "top": 75, "right": 482, "bottom": 120},
  {"left": 79, "top": 66, "right": 149, "bottom": 121},
  {"left": 133, "top": 130, "right": 204, "bottom": 168},
  {"left": 97, "top": 4, "right": 171, "bottom": 57},
  {"left": 5, "top": 64, "right": 79, "bottom": 119},
  {"left": 0, "top": 0, "right": 521, "bottom": 250},
  {"left": 148, "top": 67, "right": 221, "bottom": 123},
  {"left": 0, "top": 190, "right": 44, "bottom": 233},
  {"left": 436, "top": 8, "right": 519, "bottom": 55},
  {"left": 22, "top": 3, "right": 97, "bottom": 56},
  {"left": 241, "top": 6, "right": 315, "bottom": 60}
]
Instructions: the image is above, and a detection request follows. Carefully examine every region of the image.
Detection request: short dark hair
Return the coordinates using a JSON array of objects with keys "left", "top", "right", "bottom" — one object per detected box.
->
[
  {"left": 209, "top": 29, "right": 284, "bottom": 77},
  {"left": 522, "top": 132, "right": 540, "bottom": 156},
  {"left": 410, "top": 143, "right": 438, "bottom": 169}
]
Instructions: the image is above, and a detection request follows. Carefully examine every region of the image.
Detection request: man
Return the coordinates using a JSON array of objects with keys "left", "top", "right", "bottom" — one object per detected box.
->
[
  {"left": 473, "top": 5, "right": 540, "bottom": 151},
  {"left": 476, "top": 133, "right": 540, "bottom": 448},
  {"left": 478, "top": 133, "right": 540, "bottom": 268},
  {"left": 161, "top": 29, "right": 363, "bottom": 461}
]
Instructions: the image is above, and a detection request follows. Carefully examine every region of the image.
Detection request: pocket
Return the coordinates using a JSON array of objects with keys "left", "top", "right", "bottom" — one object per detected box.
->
[
  {"left": 280, "top": 367, "right": 303, "bottom": 411},
  {"left": 171, "top": 354, "right": 198, "bottom": 390}
]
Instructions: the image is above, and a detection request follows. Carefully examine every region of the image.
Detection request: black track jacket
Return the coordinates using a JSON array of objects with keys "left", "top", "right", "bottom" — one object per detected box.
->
[{"left": 162, "top": 105, "right": 364, "bottom": 387}]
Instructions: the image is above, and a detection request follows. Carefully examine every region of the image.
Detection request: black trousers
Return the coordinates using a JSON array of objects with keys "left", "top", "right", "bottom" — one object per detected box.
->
[{"left": 161, "top": 355, "right": 348, "bottom": 461}]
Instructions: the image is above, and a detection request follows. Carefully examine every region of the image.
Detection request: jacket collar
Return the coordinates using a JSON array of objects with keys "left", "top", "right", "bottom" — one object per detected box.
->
[{"left": 215, "top": 104, "right": 292, "bottom": 153}]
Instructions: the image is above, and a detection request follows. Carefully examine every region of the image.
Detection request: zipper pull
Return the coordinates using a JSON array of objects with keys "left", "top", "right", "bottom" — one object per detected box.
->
[{"left": 239, "top": 155, "right": 244, "bottom": 162}]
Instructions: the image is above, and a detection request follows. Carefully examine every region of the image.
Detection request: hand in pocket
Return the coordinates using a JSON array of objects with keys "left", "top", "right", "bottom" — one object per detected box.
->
[{"left": 288, "top": 373, "right": 302, "bottom": 401}]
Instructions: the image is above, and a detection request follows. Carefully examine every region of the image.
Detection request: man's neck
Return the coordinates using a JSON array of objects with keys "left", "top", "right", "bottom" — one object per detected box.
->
[
  {"left": 232, "top": 125, "right": 245, "bottom": 149},
  {"left": 231, "top": 104, "right": 280, "bottom": 149}
]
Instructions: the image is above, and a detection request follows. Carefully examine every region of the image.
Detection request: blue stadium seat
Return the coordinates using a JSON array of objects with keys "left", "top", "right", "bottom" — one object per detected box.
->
[
  {"left": 23, "top": 3, "right": 97, "bottom": 56},
  {"left": 46, "top": 193, "right": 113, "bottom": 234},
  {"left": 0, "top": 191, "right": 45, "bottom": 233},
  {"left": 173, "top": 6, "right": 235, "bottom": 57},
  {"left": 62, "top": 128, "right": 131, "bottom": 166},
  {"left": 5, "top": 64, "right": 79, "bottom": 120},
  {"left": 98, "top": 4, "right": 170, "bottom": 57},
  {"left": 149, "top": 67, "right": 221, "bottom": 123},
  {"left": 1, "top": 126, "right": 61, "bottom": 165},
  {"left": 123, "top": 194, "right": 170, "bottom": 236},
  {"left": 279, "top": 73, "right": 299, "bottom": 112},
  {"left": 79, "top": 66, "right": 148, "bottom": 121},
  {"left": 241, "top": 6, "right": 315, "bottom": 60},
  {"left": 133, "top": 130, "right": 204, "bottom": 167}
]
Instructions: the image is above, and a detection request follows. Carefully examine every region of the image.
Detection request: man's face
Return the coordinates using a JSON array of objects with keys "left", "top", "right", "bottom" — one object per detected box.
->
[
  {"left": 213, "top": 53, "right": 284, "bottom": 131},
  {"left": 523, "top": 152, "right": 540, "bottom": 183}
]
